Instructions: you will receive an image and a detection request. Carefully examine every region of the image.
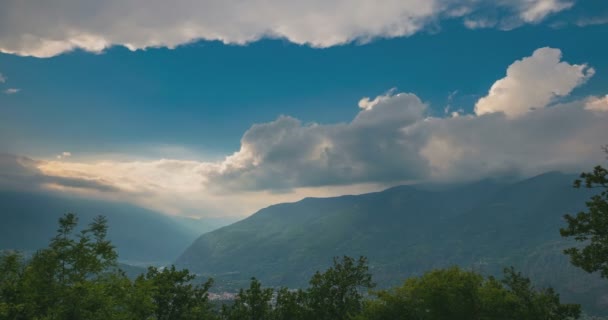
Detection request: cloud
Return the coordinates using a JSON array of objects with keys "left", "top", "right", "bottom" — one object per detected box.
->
[
  {"left": 4, "top": 88, "right": 20, "bottom": 95},
  {"left": 56, "top": 151, "right": 72, "bottom": 160},
  {"left": 201, "top": 91, "right": 429, "bottom": 192},
  {"left": 474, "top": 47, "right": 594, "bottom": 118},
  {"left": 0, "top": 73, "right": 5, "bottom": 83},
  {"left": 518, "top": 0, "right": 574, "bottom": 23},
  {"left": 462, "top": 0, "right": 575, "bottom": 30},
  {"left": 575, "top": 16, "right": 608, "bottom": 27},
  {"left": 0, "top": 0, "right": 576, "bottom": 57},
  {"left": 34, "top": 157, "right": 382, "bottom": 217},
  {"left": 0, "top": 153, "right": 119, "bottom": 193},
  {"left": 420, "top": 101, "right": 608, "bottom": 181},
  {"left": 4, "top": 47, "right": 607, "bottom": 218},
  {"left": 585, "top": 95, "right": 608, "bottom": 112}
]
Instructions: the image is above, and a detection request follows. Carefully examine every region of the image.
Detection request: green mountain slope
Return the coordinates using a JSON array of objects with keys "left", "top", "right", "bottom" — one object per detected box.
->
[
  {"left": 176, "top": 172, "right": 608, "bottom": 314},
  {"left": 0, "top": 191, "right": 229, "bottom": 265}
]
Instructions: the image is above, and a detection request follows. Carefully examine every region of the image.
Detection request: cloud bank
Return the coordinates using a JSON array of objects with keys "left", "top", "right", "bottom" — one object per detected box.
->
[
  {"left": 4, "top": 47, "right": 607, "bottom": 217},
  {"left": 0, "top": 0, "right": 576, "bottom": 57}
]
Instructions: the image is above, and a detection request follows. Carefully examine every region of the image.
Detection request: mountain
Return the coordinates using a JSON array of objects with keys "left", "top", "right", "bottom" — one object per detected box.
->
[
  {"left": 176, "top": 172, "right": 608, "bottom": 314},
  {"left": 0, "top": 191, "right": 231, "bottom": 265}
]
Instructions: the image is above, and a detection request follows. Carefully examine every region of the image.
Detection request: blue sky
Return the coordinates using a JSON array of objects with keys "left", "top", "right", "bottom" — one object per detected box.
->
[{"left": 1, "top": 0, "right": 608, "bottom": 217}]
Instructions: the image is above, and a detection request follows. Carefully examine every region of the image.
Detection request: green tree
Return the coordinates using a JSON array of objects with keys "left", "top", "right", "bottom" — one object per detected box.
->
[
  {"left": 357, "top": 267, "right": 580, "bottom": 320},
  {"left": 221, "top": 277, "right": 274, "bottom": 320},
  {"left": 501, "top": 267, "right": 581, "bottom": 320},
  {"left": 17, "top": 213, "right": 126, "bottom": 319},
  {"left": 146, "top": 265, "right": 215, "bottom": 320},
  {"left": 0, "top": 213, "right": 219, "bottom": 320},
  {"left": 272, "top": 287, "right": 307, "bottom": 320},
  {"left": 306, "top": 256, "right": 375, "bottom": 320},
  {"left": 0, "top": 251, "right": 25, "bottom": 319},
  {"left": 560, "top": 148, "right": 608, "bottom": 278}
]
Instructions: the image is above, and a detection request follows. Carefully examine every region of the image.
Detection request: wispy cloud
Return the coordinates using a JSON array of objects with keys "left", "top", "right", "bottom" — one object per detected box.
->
[
  {"left": 56, "top": 152, "right": 72, "bottom": 160},
  {"left": 0, "top": 73, "right": 6, "bottom": 83},
  {"left": 4, "top": 88, "right": 20, "bottom": 95},
  {"left": 576, "top": 16, "right": 608, "bottom": 27}
]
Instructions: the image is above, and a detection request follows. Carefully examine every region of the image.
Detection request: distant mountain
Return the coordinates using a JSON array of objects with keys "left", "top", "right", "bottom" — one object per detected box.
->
[
  {"left": 0, "top": 191, "right": 232, "bottom": 265},
  {"left": 176, "top": 172, "right": 608, "bottom": 315}
]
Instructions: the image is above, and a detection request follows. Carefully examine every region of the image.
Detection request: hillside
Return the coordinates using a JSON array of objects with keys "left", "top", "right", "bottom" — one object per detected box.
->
[
  {"left": 176, "top": 172, "right": 608, "bottom": 314},
  {"left": 0, "top": 191, "right": 230, "bottom": 265}
]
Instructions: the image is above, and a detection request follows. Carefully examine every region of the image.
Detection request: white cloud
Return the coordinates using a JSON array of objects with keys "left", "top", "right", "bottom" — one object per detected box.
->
[
  {"left": 463, "top": 18, "right": 497, "bottom": 29},
  {"left": 0, "top": 0, "right": 575, "bottom": 57},
  {"left": 3, "top": 47, "right": 606, "bottom": 218},
  {"left": 4, "top": 88, "right": 20, "bottom": 95},
  {"left": 474, "top": 47, "right": 594, "bottom": 118},
  {"left": 56, "top": 152, "right": 72, "bottom": 160},
  {"left": 0, "top": 73, "right": 5, "bottom": 83},
  {"left": 420, "top": 102, "right": 608, "bottom": 180},
  {"left": 30, "top": 91, "right": 608, "bottom": 217},
  {"left": 519, "top": 0, "right": 574, "bottom": 23},
  {"left": 585, "top": 95, "right": 608, "bottom": 112}
]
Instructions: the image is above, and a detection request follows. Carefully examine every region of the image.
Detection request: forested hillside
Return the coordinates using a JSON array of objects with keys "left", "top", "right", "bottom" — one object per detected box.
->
[{"left": 177, "top": 172, "right": 607, "bottom": 314}]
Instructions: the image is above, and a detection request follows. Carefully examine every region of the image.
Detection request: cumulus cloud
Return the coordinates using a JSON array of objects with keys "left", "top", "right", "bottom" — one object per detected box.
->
[
  {"left": 420, "top": 102, "right": 608, "bottom": 180},
  {"left": 0, "top": 0, "right": 576, "bottom": 57},
  {"left": 202, "top": 91, "right": 430, "bottom": 192},
  {"left": 585, "top": 95, "right": 608, "bottom": 112},
  {"left": 4, "top": 47, "right": 607, "bottom": 217},
  {"left": 474, "top": 47, "right": 594, "bottom": 118}
]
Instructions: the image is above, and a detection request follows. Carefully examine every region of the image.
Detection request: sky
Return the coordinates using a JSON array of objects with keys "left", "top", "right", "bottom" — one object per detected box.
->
[{"left": 1, "top": 0, "right": 608, "bottom": 218}]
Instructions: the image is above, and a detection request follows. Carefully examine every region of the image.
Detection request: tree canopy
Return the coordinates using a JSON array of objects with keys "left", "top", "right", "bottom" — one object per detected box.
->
[
  {"left": 0, "top": 213, "right": 585, "bottom": 319},
  {"left": 561, "top": 147, "right": 608, "bottom": 278}
]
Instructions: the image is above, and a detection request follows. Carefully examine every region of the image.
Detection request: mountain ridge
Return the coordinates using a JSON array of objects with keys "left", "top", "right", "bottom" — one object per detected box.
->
[{"left": 175, "top": 172, "right": 607, "bottom": 313}]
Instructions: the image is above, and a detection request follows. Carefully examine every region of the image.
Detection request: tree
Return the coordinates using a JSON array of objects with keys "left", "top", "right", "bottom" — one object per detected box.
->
[
  {"left": 18, "top": 213, "right": 125, "bottom": 320},
  {"left": 146, "top": 265, "right": 215, "bottom": 320},
  {"left": 501, "top": 267, "right": 581, "bottom": 320},
  {"left": 356, "top": 267, "right": 580, "bottom": 320},
  {"left": 0, "top": 251, "right": 25, "bottom": 319},
  {"left": 306, "top": 256, "right": 375, "bottom": 320},
  {"left": 272, "top": 287, "right": 307, "bottom": 320},
  {"left": 560, "top": 147, "right": 608, "bottom": 277},
  {"left": 221, "top": 277, "right": 274, "bottom": 320}
]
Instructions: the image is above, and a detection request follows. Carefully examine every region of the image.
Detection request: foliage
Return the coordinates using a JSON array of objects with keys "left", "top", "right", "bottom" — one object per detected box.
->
[
  {"left": 0, "top": 251, "right": 24, "bottom": 319},
  {"left": 357, "top": 267, "right": 580, "bottom": 320},
  {"left": 176, "top": 172, "right": 602, "bottom": 313},
  {"left": 145, "top": 265, "right": 215, "bottom": 320},
  {"left": 221, "top": 278, "right": 273, "bottom": 320},
  {"left": 0, "top": 213, "right": 215, "bottom": 320},
  {"left": 272, "top": 287, "right": 307, "bottom": 320},
  {"left": 306, "top": 256, "right": 375, "bottom": 320},
  {"left": 561, "top": 150, "right": 608, "bottom": 277},
  {"left": 0, "top": 213, "right": 586, "bottom": 319}
]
